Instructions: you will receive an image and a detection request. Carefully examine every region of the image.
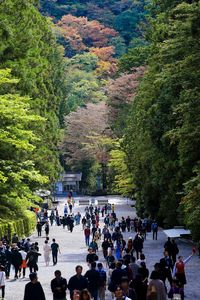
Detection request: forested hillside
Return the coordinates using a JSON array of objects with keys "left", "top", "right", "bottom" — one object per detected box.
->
[
  {"left": 0, "top": 0, "right": 200, "bottom": 240},
  {"left": 0, "top": 0, "right": 67, "bottom": 236},
  {"left": 40, "top": 0, "right": 147, "bottom": 46}
]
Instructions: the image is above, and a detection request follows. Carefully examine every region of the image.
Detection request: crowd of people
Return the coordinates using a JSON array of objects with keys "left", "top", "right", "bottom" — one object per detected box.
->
[{"left": 0, "top": 199, "right": 196, "bottom": 300}]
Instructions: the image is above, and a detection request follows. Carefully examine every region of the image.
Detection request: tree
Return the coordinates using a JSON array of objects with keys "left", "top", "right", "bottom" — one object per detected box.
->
[
  {"left": 57, "top": 15, "right": 118, "bottom": 55},
  {"left": 61, "top": 102, "right": 112, "bottom": 192},
  {"left": 123, "top": 2, "right": 200, "bottom": 236},
  {"left": 0, "top": 69, "right": 48, "bottom": 219},
  {"left": 106, "top": 67, "right": 145, "bottom": 136},
  {"left": 108, "top": 141, "right": 134, "bottom": 196},
  {"left": 0, "top": 0, "right": 67, "bottom": 181}
]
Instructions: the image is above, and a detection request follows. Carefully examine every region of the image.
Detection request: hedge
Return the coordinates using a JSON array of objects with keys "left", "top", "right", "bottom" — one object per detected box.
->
[{"left": 0, "top": 210, "right": 36, "bottom": 241}]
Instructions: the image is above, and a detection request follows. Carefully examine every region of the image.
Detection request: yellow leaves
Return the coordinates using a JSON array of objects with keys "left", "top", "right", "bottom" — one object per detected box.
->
[{"left": 0, "top": 69, "right": 19, "bottom": 85}]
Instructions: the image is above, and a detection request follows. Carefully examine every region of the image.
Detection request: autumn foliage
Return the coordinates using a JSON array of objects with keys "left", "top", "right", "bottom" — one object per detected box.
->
[
  {"left": 62, "top": 102, "right": 111, "bottom": 165},
  {"left": 57, "top": 14, "right": 118, "bottom": 53}
]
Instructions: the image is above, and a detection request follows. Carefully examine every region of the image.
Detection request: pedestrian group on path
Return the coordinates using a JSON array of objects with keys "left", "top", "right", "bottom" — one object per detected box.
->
[{"left": 0, "top": 198, "right": 196, "bottom": 300}]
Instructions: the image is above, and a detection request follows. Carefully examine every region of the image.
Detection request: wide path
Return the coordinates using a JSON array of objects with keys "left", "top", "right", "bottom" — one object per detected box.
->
[{"left": 6, "top": 196, "right": 200, "bottom": 299}]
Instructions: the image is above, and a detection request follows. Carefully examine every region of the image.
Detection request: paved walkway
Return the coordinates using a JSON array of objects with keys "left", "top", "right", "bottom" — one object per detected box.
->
[{"left": 5, "top": 196, "right": 200, "bottom": 299}]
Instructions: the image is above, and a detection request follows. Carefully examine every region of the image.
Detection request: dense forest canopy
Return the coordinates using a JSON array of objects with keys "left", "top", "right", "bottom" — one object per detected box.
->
[{"left": 0, "top": 0, "right": 200, "bottom": 240}]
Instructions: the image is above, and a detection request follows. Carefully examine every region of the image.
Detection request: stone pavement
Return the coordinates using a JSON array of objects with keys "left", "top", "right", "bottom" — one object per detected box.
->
[{"left": 5, "top": 196, "right": 200, "bottom": 299}]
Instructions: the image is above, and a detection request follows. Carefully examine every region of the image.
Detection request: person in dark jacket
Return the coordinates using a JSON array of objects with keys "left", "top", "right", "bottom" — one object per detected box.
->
[
  {"left": 5, "top": 245, "right": 12, "bottom": 279},
  {"left": 68, "top": 265, "right": 88, "bottom": 299},
  {"left": 109, "top": 261, "right": 126, "bottom": 292},
  {"left": 26, "top": 247, "right": 41, "bottom": 273},
  {"left": 45, "top": 221, "right": 50, "bottom": 238},
  {"left": 36, "top": 221, "right": 42, "bottom": 237},
  {"left": 84, "top": 262, "right": 100, "bottom": 300},
  {"left": 159, "top": 251, "right": 173, "bottom": 286},
  {"left": 11, "top": 246, "right": 22, "bottom": 279},
  {"left": 133, "top": 234, "right": 144, "bottom": 260},
  {"left": 23, "top": 272, "right": 46, "bottom": 300},
  {"left": 51, "top": 270, "right": 67, "bottom": 300}
]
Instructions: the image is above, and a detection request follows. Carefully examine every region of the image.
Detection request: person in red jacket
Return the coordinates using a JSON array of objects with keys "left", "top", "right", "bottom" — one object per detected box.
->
[
  {"left": 173, "top": 250, "right": 195, "bottom": 287},
  {"left": 84, "top": 226, "right": 91, "bottom": 246}
]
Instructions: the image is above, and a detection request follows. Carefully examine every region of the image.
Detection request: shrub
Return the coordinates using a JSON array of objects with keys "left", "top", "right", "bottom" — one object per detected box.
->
[{"left": 0, "top": 210, "right": 36, "bottom": 241}]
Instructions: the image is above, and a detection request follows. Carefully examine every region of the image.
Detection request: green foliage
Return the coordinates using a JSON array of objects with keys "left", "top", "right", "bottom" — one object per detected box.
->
[
  {"left": 118, "top": 45, "right": 149, "bottom": 72},
  {"left": 0, "top": 0, "right": 66, "bottom": 180},
  {"left": 123, "top": 1, "right": 200, "bottom": 237},
  {"left": 0, "top": 210, "right": 36, "bottom": 240},
  {"left": 61, "top": 58, "right": 107, "bottom": 116},
  {"left": 108, "top": 36, "right": 126, "bottom": 57},
  {"left": 108, "top": 141, "right": 135, "bottom": 196},
  {"left": 0, "top": 69, "right": 49, "bottom": 224}
]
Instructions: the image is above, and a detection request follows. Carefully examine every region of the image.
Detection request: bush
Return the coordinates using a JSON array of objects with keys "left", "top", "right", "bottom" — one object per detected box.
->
[{"left": 0, "top": 210, "right": 36, "bottom": 241}]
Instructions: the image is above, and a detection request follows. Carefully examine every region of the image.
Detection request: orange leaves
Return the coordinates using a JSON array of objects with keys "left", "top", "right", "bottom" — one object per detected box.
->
[
  {"left": 90, "top": 46, "right": 115, "bottom": 61},
  {"left": 57, "top": 14, "right": 118, "bottom": 53}
]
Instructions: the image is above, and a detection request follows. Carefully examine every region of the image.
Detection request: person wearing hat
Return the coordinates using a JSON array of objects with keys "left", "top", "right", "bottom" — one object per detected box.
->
[{"left": 23, "top": 272, "right": 46, "bottom": 300}]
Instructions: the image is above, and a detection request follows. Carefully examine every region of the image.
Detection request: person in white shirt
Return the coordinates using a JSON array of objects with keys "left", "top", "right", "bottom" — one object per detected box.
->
[
  {"left": 43, "top": 240, "right": 51, "bottom": 266},
  {"left": 136, "top": 253, "right": 146, "bottom": 265},
  {"left": 0, "top": 265, "right": 5, "bottom": 299},
  {"left": 19, "top": 247, "right": 27, "bottom": 278}
]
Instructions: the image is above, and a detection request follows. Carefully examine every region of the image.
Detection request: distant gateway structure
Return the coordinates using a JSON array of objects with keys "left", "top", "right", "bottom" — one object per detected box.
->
[{"left": 55, "top": 172, "right": 82, "bottom": 196}]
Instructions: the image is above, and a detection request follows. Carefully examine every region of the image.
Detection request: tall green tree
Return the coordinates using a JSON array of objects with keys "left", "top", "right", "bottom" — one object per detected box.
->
[
  {"left": 0, "top": 0, "right": 66, "bottom": 181},
  {"left": 0, "top": 69, "right": 48, "bottom": 219},
  {"left": 124, "top": 1, "right": 200, "bottom": 236}
]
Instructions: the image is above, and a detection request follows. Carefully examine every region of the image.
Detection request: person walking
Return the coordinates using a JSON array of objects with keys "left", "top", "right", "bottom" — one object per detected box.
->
[
  {"left": 171, "top": 239, "right": 179, "bottom": 266},
  {"left": 51, "top": 239, "right": 60, "bottom": 266},
  {"left": 45, "top": 221, "right": 50, "bottom": 238},
  {"left": 26, "top": 246, "right": 41, "bottom": 273},
  {"left": 160, "top": 251, "right": 173, "bottom": 287},
  {"left": 84, "top": 227, "right": 91, "bottom": 247},
  {"left": 23, "top": 272, "right": 46, "bottom": 300},
  {"left": 151, "top": 221, "right": 158, "bottom": 240},
  {"left": 64, "top": 204, "right": 68, "bottom": 215},
  {"left": 19, "top": 247, "right": 27, "bottom": 278},
  {"left": 133, "top": 233, "right": 144, "bottom": 260},
  {"left": 51, "top": 270, "right": 67, "bottom": 300},
  {"left": 37, "top": 221, "right": 42, "bottom": 237},
  {"left": 43, "top": 240, "right": 51, "bottom": 266},
  {"left": 68, "top": 265, "right": 88, "bottom": 299},
  {"left": 11, "top": 246, "right": 22, "bottom": 279},
  {"left": 97, "top": 263, "right": 107, "bottom": 300},
  {"left": 5, "top": 245, "right": 12, "bottom": 279},
  {"left": 164, "top": 237, "right": 173, "bottom": 259},
  {"left": 0, "top": 265, "right": 5, "bottom": 300},
  {"left": 84, "top": 262, "right": 100, "bottom": 300}
]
